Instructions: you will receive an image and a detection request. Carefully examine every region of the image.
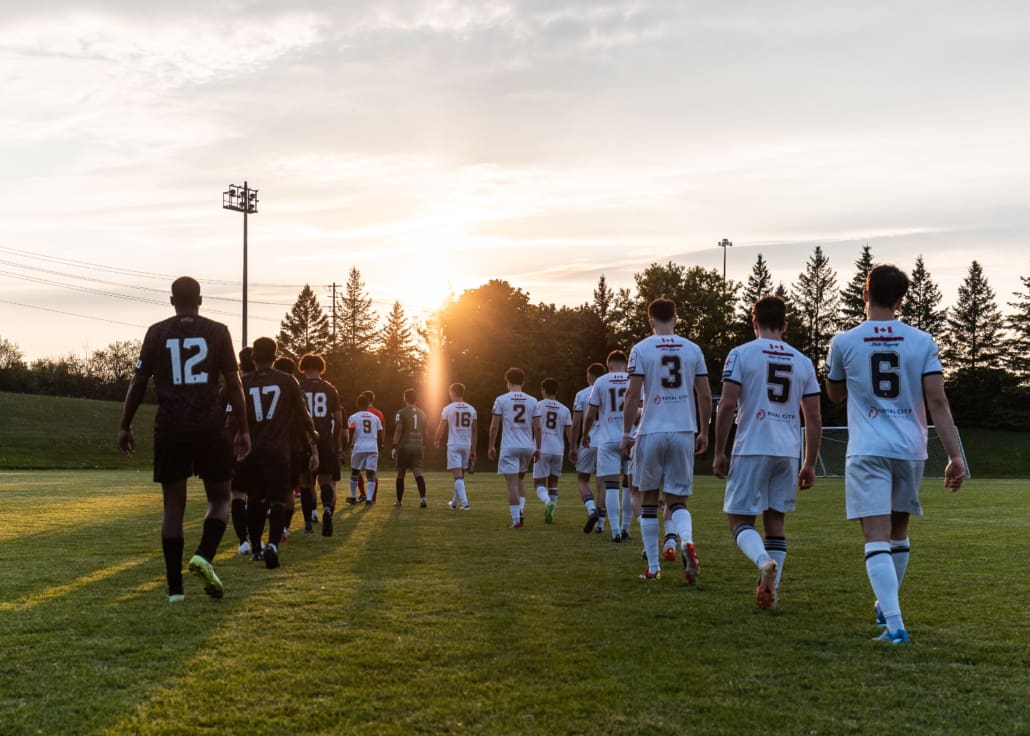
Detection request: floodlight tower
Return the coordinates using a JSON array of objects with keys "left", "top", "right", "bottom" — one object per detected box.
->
[
  {"left": 222, "top": 181, "right": 259, "bottom": 346},
  {"left": 717, "top": 238, "right": 733, "bottom": 281}
]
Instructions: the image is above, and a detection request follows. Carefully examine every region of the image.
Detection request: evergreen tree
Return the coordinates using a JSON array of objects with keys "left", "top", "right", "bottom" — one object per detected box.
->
[
  {"left": 789, "top": 245, "right": 840, "bottom": 367},
  {"left": 839, "top": 243, "right": 874, "bottom": 328},
  {"left": 1006, "top": 273, "right": 1030, "bottom": 380},
  {"left": 944, "top": 260, "right": 1003, "bottom": 372},
  {"left": 737, "top": 253, "right": 773, "bottom": 339},
  {"left": 591, "top": 274, "right": 614, "bottom": 325},
  {"left": 900, "top": 255, "right": 947, "bottom": 335},
  {"left": 378, "top": 300, "right": 422, "bottom": 379},
  {"left": 334, "top": 267, "right": 380, "bottom": 353},
  {"left": 276, "top": 284, "right": 331, "bottom": 360}
]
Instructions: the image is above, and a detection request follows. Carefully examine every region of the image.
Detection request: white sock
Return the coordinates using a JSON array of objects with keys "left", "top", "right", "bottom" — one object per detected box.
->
[
  {"left": 455, "top": 478, "right": 467, "bottom": 506},
  {"left": 765, "top": 536, "right": 787, "bottom": 588},
  {"left": 584, "top": 496, "right": 596, "bottom": 515},
  {"left": 734, "top": 526, "right": 769, "bottom": 566},
  {"left": 891, "top": 537, "right": 911, "bottom": 587},
  {"left": 866, "top": 542, "right": 904, "bottom": 631},
  {"left": 367, "top": 480, "right": 377, "bottom": 502},
  {"left": 349, "top": 477, "right": 358, "bottom": 497},
  {"left": 510, "top": 504, "right": 521, "bottom": 524},
  {"left": 621, "top": 487, "right": 633, "bottom": 532},
  {"left": 518, "top": 496, "right": 526, "bottom": 514},
  {"left": 604, "top": 483, "right": 620, "bottom": 534},
  {"left": 670, "top": 504, "right": 693, "bottom": 545},
  {"left": 640, "top": 507, "right": 660, "bottom": 573},
  {"left": 548, "top": 488, "right": 558, "bottom": 503},
  {"left": 535, "top": 485, "right": 550, "bottom": 504}
]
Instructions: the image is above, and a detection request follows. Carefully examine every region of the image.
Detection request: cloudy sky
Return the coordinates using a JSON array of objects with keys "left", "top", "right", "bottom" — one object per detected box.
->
[{"left": 2, "top": 1, "right": 1028, "bottom": 359}]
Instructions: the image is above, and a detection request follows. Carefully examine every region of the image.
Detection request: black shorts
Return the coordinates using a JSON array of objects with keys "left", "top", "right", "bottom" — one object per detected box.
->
[
  {"left": 154, "top": 433, "right": 233, "bottom": 484},
  {"left": 315, "top": 438, "right": 341, "bottom": 480},
  {"left": 237, "top": 457, "right": 292, "bottom": 504},
  {"left": 396, "top": 446, "right": 424, "bottom": 471}
]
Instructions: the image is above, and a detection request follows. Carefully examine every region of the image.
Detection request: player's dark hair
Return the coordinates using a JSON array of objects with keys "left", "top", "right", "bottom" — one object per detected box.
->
[
  {"left": 404, "top": 388, "right": 416, "bottom": 404},
  {"left": 299, "top": 353, "right": 326, "bottom": 374},
  {"left": 238, "top": 346, "right": 255, "bottom": 373},
  {"left": 171, "top": 276, "right": 201, "bottom": 308},
  {"left": 606, "top": 350, "right": 628, "bottom": 367},
  {"left": 449, "top": 382, "right": 465, "bottom": 398},
  {"left": 753, "top": 295, "right": 787, "bottom": 331},
  {"left": 648, "top": 298, "right": 676, "bottom": 322},
  {"left": 274, "top": 356, "right": 296, "bottom": 374},
  {"left": 361, "top": 390, "right": 376, "bottom": 403},
  {"left": 505, "top": 367, "right": 524, "bottom": 386},
  {"left": 867, "top": 264, "right": 909, "bottom": 309},
  {"left": 252, "top": 337, "right": 276, "bottom": 365},
  {"left": 540, "top": 377, "right": 559, "bottom": 396},
  {"left": 586, "top": 362, "right": 606, "bottom": 379},
  {"left": 356, "top": 394, "right": 370, "bottom": 410}
]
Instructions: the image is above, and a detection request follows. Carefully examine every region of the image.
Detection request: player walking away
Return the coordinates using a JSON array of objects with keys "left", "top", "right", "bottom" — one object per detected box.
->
[
  {"left": 273, "top": 356, "right": 303, "bottom": 541},
  {"left": 585, "top": 351, "right": 632, "bottom": 543},
  {"left": 531, "top": 378, "right": 573, "bottom": 524},
  {"left": 230, "top": 338, "right": 319, "bottom": 569},
  {"left": 229, "top": 346, "right": 256, "bottom": 555},
  {"left": 348, "top": 394, "right": 384, "bottom": 504},
  {"left": 569, "top": 363, "right": 607, "bottom": 533},
  {"left": 621, "top": 298, "right": 712, "bottom": 583},
  {"left": 118, "top": 276, "right": 251, "bottom": 602},
  {"left": 826, "top": 264, "right": 965, "bottom": 644},
  {"left": 436, "top": 382, "right": 477, "bottom": 511},
  {"left": 299, "top": 353, "right": 344, "bottom": 536},
  {"left": 713, "top": 295, "right": 822, "bottom": 608},
  {"left": 393, "top": 388, "right": 429, "bottom": 507},
  {"left": 349, "top": 390, "right": 385, "bottom": 502},
  {"left": 488, "top": 367, "right": 539, "bottom": 528}
]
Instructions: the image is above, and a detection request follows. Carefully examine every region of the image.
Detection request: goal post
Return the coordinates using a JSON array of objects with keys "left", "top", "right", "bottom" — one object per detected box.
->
[{"left": 807, "top": 426, "right": 971, "bottom": 479}]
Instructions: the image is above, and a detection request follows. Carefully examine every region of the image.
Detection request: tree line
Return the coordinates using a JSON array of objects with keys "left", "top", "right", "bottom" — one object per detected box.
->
[{"left": 2, "top": 250, "right": 1029, "bottom": 432}]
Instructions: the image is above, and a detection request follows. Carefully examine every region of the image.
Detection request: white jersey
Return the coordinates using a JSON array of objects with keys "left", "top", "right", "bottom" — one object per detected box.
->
[
  {"left": 533, "top": 398, "right": 572, "bottom": 455},
  {"left": 826, "top": 319, "right": 942, "bottom": 460},
  {"left": 587, "top": 371, "right": 629, "bottom": 445},
  {"left": 573, "top": 385, "right": 599, "bottom": 446},
  {"left": 492, "top": 391, "right": 537, "bottom": 452},
  {"left": 722, "top": 338, "right": 820, "bottom": 458},
  {"left": 628, "top": 334, "right": 708, "bottom": 434},
  {"left": 348, "top": 410, "right": 382, "bottom": 452},
  {"left": 440, "top": 401, "right": 477, "bottom": 448}
]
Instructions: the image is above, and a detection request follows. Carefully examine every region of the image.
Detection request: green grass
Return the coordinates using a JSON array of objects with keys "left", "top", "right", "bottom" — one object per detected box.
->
[{"left": 1, "top": 470, "right": 1027, "bottom": 735}]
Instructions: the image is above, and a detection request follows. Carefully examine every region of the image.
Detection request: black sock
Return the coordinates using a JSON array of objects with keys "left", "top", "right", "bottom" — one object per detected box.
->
[
  {"left": 300, "top": 488, "right": 314, "bottom": 525},
  {"left": 416, "top": 476, "right": 426, "bottom": 498},
  {"left": 194, "top": 517, "right": 226, "bottom": 563},
  {"left": 320, "top": 483, "right": 334, "bottom": 513},
  {"left": 247, "top": 499, "right": 268, "bottom": 550},
  {"left": 269, "top": 503, "right": 286, "bottom": 545},
  {"left": 163, "top": 537, "right": 185, "bottom": 595},
  {"left": 396, "top": 478, "right": 404, "bottom": 502},
  {"left": 230, "top": 498, "right": 248, "bottom": 543}
]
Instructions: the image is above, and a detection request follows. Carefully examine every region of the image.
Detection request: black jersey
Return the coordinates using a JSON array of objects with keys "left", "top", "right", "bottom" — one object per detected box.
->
[
  {"left": 135, "top": 314, "right": 237, "bottom": 441},
  {"left": 241, "top": 367, "right": 311, "bottom": 463},
  {"left": 299, "top": 377, "right": 341, "bottom": 440}
]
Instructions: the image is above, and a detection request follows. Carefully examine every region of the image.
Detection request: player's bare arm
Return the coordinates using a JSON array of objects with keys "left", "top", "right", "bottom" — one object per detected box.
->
[
  {"left": 694, "top": 374, "right": 713, "bottom": 455},
  {"left": 469, "top": 419, "right": 478, "bottom": 461},
  {"left": 621, "top": 376, "right": 643, "bottom": 457},
  {"left": 117, "top": 373, "right": 149, "bottom": 456},
  {"left": 582, "top": 405, "right": 599, "bottom": 450},
  {"left": 712, "top": 380, "right": 741, "bottom": 479},
  {"left": 923, "top": 373, "right": 965, "bottom": 491},
  {"left": 569, "top": 410, "right": 583, "bottom": 462},
  {"left": 333, "top": 408, "right": 344, "bottom": 457},
  {"left": 434, "top": 419, "right": 447, "bottom": 449},
  {"left": 825, "top": 378, "right": 847, "bottom": 404},
  {"left": 487, "top": 415, "right": 500, "bottom": 461},
  {"left": 798, "top": 393, "right": 822, "bottom": 490},
  {"left": 223, "top": 369, "right": 251, "bottom": 461}
]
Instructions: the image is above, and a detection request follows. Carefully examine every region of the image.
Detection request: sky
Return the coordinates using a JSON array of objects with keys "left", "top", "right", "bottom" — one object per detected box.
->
[{"left": 2, "top": 1, "right": 1029, "bottom": 360}]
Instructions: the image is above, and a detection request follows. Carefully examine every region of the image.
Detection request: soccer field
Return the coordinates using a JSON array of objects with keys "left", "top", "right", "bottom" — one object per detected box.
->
[{"left": 1, "top": 471, "right": 1027, "bottom": 735}]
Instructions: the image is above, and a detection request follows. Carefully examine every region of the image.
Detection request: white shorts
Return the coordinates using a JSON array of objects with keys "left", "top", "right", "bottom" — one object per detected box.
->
[
  {"left": 533, "top": 453, "right": 563, "bottom": 479},
  {"left": 723, "top": 455, "right": 799, "bottom": 515},
  {"left": 634, "top": 431, "right": 695, "bottom": 496},
  {"left": 446, "top": 445, "right": 470, "bottom": 472},
  {"left": 845, "top": 455, "right": 924, "bottom": 520},
  {"left": 497, "top": 447, "right": 534, "bottom": 476},
  {"left": 596, "top": 443, "right": 624, "bottom": 478},
  {"left": 575, "top": 445, "right": 597, "bottom": 474},
  {"left": 351, "top": 450, "right": 379, "bottom": 472}
]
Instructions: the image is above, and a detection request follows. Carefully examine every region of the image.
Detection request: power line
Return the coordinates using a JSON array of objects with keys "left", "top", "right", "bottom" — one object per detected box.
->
[{"left": 0, "top": 298, "right": 148, "bottom": 328}]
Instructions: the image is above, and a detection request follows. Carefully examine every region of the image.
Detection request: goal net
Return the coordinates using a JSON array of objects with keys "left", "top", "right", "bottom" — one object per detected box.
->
[{"left": 810, "top": 426, "right": 971, "bottom": 479}]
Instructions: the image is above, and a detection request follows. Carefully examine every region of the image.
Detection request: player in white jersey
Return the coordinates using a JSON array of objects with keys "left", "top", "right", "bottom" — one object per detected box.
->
[
  {"left": 713, "top": 295, "right": 822, "bottom": 608},
  {"left": 621, "top": 298, "right": 712, "bottom": 582},
  {"left": 532, "top": 378, "right": 572, "bottom": 524},
  {"left": 584, "top": 350, "right": 630, "bottom": 543},
  {"left": 826, "top": 264, "right": 964, "bottom": 645},
  {"left": 436, "top": 382, "right": 477, "bottom": 511},
  {"left": 569, "top": 363, "right": 607, "bottom": 533},
  {"left": 488, "top": 367, "right": 539, "bottom": 527},
  {"left": 347, "top": 394, "right": 384, "bottom": 504}
]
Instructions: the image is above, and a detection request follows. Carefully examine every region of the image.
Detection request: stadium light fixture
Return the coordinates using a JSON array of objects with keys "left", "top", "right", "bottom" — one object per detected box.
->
[
  {"left": 222, "top": 181, "right": 259, "bottom": 346},
  {"left": 717, "top": 238, "right": 732, "bottom": 281}
]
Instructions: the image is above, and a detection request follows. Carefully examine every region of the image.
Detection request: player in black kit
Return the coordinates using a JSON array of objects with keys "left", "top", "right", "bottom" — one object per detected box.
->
[{"left": 298, "top": 353, "right": 344, "bottom": 536}]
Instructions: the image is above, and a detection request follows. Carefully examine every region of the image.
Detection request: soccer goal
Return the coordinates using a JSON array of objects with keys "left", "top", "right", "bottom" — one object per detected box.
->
[{"left": 809, "top": 426, "right": 971, "bottom": 479}]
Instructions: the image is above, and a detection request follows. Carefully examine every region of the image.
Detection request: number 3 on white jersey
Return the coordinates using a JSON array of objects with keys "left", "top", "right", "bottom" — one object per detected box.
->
[{"left": 166, "top": 337, "right": 209, "bottom": 385}]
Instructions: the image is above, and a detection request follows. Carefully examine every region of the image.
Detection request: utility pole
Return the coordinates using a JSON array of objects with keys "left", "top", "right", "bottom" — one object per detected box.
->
[
  {"left": 329, "top": 282, "right": 338, "bottom": 346},
  {"left": 223, "top": 181, "right": 259, "bottom": 346},
  {"left": 717, "top": 238, "right": 733, "bottom": 282}
]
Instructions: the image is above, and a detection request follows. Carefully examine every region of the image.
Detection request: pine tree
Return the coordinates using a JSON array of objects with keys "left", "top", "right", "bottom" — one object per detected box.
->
[
  {"left": 789, "top": 245, "right": 840, "bottom": 366},
  {"left": 839, "top": 243, "right": 874, "bottom": 328},
  {"left": 900, "top": 255, "right": 947, "bottom": 336},
  {"left": 1005, "top": 273, "right": 1030, "bottom": 380},
  {"left": 378, "top": 300, "right": 421, "bottom": 378},
  {"left": 334, "top": 267, "right": 379, "bottom": 353},
  {"left": 737, "top": 253, "right": 773, "bottom": 338},
  {"left": 944, "top": 260, "right": 1003, "bottom": 372},
  {"left": 591, "top": 274, "right": 614, "bottom": 325},
  {"left": 276, "top": 285, "right": 331, "bottom": 360}
]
